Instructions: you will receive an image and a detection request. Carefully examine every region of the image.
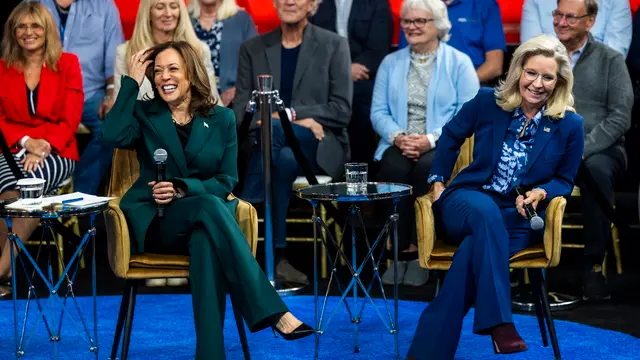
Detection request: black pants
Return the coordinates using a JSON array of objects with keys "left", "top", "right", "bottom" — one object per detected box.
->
[
  {"left": 348, "top": 81, "right": 376, "bottom": 165},
  {"left": 578, "top": 145, "right": 626, "bottom": 269},
  {"left": 376, "top": 146, "right": 435, "bottom": 250}
]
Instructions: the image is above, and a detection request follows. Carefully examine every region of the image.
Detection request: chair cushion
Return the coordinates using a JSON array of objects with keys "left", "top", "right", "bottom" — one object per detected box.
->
[
  {"left": 129, "top": 253, "right": 190, "bottom": 270},
  {"left": 429, "top": 241, "right": 546, "bottom": 264}
]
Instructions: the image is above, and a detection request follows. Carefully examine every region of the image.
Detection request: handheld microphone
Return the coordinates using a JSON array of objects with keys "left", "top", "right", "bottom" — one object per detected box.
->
[
  {"left": 153, "top": 148, "right": 168, "bottom": 218},
  {"left": 515, "top": 186, "right": 544, "bottom": 231}
]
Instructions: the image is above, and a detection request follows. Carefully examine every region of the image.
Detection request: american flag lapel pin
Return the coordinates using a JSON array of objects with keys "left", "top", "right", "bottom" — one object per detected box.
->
[
  {"left": 204, "top": 122, "right": 209, "bottom": 128},
  {"left": 543, "top": 127, "right": 550, "bottom": 132}
]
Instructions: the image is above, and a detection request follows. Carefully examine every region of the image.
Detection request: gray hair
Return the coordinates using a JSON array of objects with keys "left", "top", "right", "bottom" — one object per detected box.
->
[
  {"left": 400, "top": 0, "right": 451, "bottom": 42},
  {"left": 272, "top": 0, "right": 323, "bottom": 17},
  {"left": 557, "top": 0, "right": 599, "bottom": 16}
]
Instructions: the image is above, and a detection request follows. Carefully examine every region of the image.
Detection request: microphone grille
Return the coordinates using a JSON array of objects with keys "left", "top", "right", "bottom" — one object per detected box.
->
[
  {"left": 530, "top": 216, "right": 545, "bottom": 231},
  {"left": 153, "top": 148, "right": 168, "bottom": 163}
]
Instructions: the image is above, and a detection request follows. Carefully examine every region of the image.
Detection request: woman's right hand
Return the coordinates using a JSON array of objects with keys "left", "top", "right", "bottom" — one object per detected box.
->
[
  {"left": 128, "top": 49, "right": 152, "bottom": 87},
  {"left": 432, "top": 181, "right": 446, "bottom": 202},
  {"left": 20, "top": 153, "right": 45, "bottom": 173},
  {"left": 24, "top": 138, "right": 51, "bottom": 158}
]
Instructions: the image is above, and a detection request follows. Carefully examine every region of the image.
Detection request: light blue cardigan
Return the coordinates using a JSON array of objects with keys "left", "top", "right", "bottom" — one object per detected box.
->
[{"left": 370, "top": 43, "right": 479, "bottom": 161}]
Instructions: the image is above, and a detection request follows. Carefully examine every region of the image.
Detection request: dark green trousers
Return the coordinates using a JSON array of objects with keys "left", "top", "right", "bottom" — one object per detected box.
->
[{"left": 145, "top": 194, "right": 288, "bottom": 359}]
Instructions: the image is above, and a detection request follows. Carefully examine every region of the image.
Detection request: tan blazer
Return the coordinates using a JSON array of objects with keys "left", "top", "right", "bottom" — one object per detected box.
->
[{"left": 113, "top": 40, "right": 221, "bottom": 102}]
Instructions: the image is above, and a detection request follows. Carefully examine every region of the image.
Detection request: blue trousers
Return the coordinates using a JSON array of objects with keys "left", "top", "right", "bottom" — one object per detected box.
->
[
  {"left": 74, "top": 90, "right": 115, "bottom": 195},
  {"left": 241, "top": 119, "right": 319, "bottom": 248},
  {"left": 407, "top": 188, "right": 537, "bottom": 360}
]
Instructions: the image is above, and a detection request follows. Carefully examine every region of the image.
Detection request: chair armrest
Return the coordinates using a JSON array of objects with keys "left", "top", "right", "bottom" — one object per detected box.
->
[
  {"left": 229, "top": 194, "right": 258, "bottom": 257},
  {"left": 415, "top": 191, "right": 436, "bottom": 269},
  {"left": 543, "top": 196, "right": 566, "bottom": 268},
  {"left": 104, "top": 199, "right": 131, "bottom": 278}
]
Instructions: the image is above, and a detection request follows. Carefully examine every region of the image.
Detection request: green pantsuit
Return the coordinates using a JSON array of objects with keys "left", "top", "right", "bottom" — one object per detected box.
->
[{"left": 103, "top": 76, "right": 288, "bottom": 359}]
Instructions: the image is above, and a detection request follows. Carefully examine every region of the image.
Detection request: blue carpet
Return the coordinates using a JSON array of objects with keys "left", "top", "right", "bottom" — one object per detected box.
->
[{"left": 0, "top": 295, "right": 639, "bottom": 359}]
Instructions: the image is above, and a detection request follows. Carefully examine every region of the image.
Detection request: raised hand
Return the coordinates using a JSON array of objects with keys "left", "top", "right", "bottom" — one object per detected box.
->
[{"left": 128, "top": 48, "right": 153, "bottom": 87}]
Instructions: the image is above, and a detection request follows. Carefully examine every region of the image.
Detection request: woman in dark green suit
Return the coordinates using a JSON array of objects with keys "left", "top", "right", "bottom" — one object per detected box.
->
[{"left": 102, "top": 41, "right": 312, "bottom": 359}]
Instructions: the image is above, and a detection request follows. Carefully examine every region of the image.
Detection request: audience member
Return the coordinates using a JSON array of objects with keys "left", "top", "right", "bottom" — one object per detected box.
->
[
  {"left": 311, "top": 0, "right": 392, "bottom": 164},
  {"left": 521, "top": 0, "right": 632, "bottom": 57},
  {"left": 553, "top": 0, "right": 633, "bottom": 301},
  {"left": 372, "top": 0, "right": 479, "bottom": 287},
  {"left": 103, "top": 40, "right": 313, "bottom": 359},
  {"left": 0, "top": 2, "right": 83, "bottom": 299},
  {"left": 114, "top": 0, "right": 220, "bottom": 102},
  {"left": 33, "top": 0, "right": 123, "bottom": 196},
  {"left": 189, "top": 0, "right": 258, "bottom": 107},
  {"left": 407, "top": 35, "right": 583, "bottom": 359},
  {"left": 113, "top": 0, "right": 221, "bottom": 288},
  {"left": 234, "top": 0, "right": 352, "bottom": 285},
  {"left": 399, "top": 0, "right": 506, "bottom": 84}
]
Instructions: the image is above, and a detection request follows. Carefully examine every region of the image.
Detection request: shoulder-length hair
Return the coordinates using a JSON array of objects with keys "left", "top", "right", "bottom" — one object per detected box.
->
[
  {"left": 1, "top": 2, "right": 62, "bottom": 71},
  {"left": 127, "top": 0, "right": 203, "bottom": 61},
  {"left": 400, "top": 0, "right": 451, "bottom": 42},
  {"left": 188, "top": 0, "right": 240, "bottom": 22},
  {"left": 495, "top": 35, "right": 574, "bottom": 119},
  {"left": 144, "top": 41, "right": 217, "bottom": 116}
]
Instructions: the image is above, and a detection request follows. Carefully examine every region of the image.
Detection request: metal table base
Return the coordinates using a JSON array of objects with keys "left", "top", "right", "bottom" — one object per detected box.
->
[
  {"left": 310, "top": 200, "right": 401, "bottom": 359},
  {"left": 6, "top": 213, "right": 100, "bottom": 359}
]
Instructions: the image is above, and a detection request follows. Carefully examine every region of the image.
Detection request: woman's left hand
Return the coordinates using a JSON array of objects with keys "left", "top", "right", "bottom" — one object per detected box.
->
[
  {"left": 148, "top": 181, "right": 177, "bottom": 205},
  {"left": 515, "top": 189, "right": 546, "bottom": 218},
  {"left": 20, "top": 153, "right": 45, "bottom": 173}
]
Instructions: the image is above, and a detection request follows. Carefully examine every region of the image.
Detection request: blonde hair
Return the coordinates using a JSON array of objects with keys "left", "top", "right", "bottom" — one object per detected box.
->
[
  {"left": 188, "top": 0, "right": 240, "bottom": 21},
  {"left": 400, "top": 0, "right": 451, "bottom": 42},
  {"left": 127, "top": 0, "right": 203, "bottom": 61},
  {"left": 2, "top": 2, "right": 62, "bottom": 71},
  {"left": 495, "top": 35, "right": 574, "bottom": 119},
  {"left": 145, "top": 41, "right": 217, "bottom": 115}
]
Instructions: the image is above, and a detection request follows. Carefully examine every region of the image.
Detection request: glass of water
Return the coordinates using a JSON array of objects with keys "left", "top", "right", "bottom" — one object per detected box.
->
[{"left": 345, "top": 162, "right": 368, "bottom": 194}]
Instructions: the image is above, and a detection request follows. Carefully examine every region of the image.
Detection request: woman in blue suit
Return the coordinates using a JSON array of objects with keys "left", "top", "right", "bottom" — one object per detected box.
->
[
  {"left": 372, "top": 0, "right": 479, "bottom": 287},
  {"left": 406, "top": 35, "right": 584, "bottom": 359}
]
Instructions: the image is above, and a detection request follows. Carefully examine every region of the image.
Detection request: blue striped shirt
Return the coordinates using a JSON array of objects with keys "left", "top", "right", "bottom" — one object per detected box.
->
[{"left": 32, "top": 0, "right": 124, "bottom": 98}]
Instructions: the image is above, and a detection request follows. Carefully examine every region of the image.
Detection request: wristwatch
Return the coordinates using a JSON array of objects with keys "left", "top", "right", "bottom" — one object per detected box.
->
[{"left": 174, "top": 190, "right": 184, "bottom": 200}]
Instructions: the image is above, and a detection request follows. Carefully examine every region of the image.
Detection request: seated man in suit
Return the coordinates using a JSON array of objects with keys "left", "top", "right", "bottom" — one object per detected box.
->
[
  {"left": 233, "top": 0, "right": 352, "bottom": 284},
  {"left": 553, "top": 0, "right": 633, "bottom": 300},
  {"left": 311, "top": 0, "right": 393, "bottom": 164}
]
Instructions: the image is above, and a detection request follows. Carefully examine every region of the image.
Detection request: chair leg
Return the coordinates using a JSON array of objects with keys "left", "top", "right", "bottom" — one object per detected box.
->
[
  {"left": 121, "top": 281, "right": 138, "bottom": 360},
  {"left": 532, "top": 269, "right": 561, "bottom": 360},
  {"left": 109, "top": 282, "right": 132, "bottom": 360},
  {"left": 611, "top": 226, "right": 623, "bottom": 275},
  {"left": 233, "top": 302, "right": 251, "bottom": 360},
  {"left": 529, "top": 269, "right": 549, "bottom": 347}
]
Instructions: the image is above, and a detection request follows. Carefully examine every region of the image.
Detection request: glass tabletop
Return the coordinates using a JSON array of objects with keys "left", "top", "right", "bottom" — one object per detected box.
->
[
  {"left": 0, "top": 198, "right": 110, "bottom": 219},
  {"left": 296, "top": 182, "right": 412, "bottom": 202}
]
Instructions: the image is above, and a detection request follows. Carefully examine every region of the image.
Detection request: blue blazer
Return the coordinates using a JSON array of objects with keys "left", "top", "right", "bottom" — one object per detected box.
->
[
  {"left": 371, "top": 43, "right": 479, "bottom": 160},
  {"left": 433, "top": 88, "right": 585, "bottom": 207},
  {"left": 219, "top": 10, "right": 257, "bottom": 92}
]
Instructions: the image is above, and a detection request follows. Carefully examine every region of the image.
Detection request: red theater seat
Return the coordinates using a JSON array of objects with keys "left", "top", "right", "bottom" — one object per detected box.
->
[
  {"left": 497, "top": 0, "right": 524, "bottom": 45},
  {"left": 244, "top": 0, "right": 280, "bottom": 34},
  {"left": 114, "top": 0, "right": 140, "bottom": 40}
]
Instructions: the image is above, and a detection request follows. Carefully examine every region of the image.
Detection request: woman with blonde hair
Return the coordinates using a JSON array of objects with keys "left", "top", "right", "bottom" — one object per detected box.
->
[
  {"left": 0, "top": 2, "right": 83, "bottom": 298},
  {"left": 406, "top": 35, "right": 584, "bottom": 359},
  {"left": 113, "top": 0, "right": 220, "bottom": 102},
  {"left": 189, "top": 0, "right": 257, "bottom": 106}
]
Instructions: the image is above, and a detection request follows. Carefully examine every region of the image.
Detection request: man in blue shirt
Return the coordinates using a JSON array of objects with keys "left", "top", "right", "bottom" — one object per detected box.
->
[
  {"left": 399, "top": 0, "right": 506, "bottom": 83},
  {"left": 32, "top": 0, "right": 124, "bottom": 195},
  {"left": 521, "top": 0, "right": 632, "bottom": 57}
]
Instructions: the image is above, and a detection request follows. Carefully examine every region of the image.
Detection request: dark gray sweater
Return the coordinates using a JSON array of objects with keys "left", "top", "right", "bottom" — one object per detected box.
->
[{"left": 573, "top": 35, "right": 633, "bottom": 158}]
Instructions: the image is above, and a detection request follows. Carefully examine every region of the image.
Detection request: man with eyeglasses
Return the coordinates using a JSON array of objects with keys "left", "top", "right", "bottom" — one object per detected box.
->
[
  {"left": 553, "top": 0, "right": 633, "bottom": 301},
  {"left": 521, "top": 0, "right": 632, "bottom": 57},
  {"left": 398, "top": 0, "right": 506, "bottom": 84}
]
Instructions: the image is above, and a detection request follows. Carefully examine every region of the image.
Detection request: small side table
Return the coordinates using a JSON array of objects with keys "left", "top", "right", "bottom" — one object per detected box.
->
[
  {"left": 0, "top": 201, "right": 108, "bottom": 359},
  {"left": 297, "top": 182, "right": 412, "bottom": 360}
]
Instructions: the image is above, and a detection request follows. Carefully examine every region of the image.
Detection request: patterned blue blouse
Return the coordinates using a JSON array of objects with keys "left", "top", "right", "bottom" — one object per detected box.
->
[
  {"left": 427, "top": 107, "right": 542, "bottom": 194},
  {"left": 191, "top": 18, "right": 223, "bottom": 90}
]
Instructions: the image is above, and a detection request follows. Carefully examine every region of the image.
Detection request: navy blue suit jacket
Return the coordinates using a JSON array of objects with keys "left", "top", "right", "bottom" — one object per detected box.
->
[{"left": 433, "top": 88, "right": 585, "bottom": 208}]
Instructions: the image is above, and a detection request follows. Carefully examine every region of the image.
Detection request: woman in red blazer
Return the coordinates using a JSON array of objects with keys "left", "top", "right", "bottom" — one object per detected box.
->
[{"left": 0, "top": 2, "right": 83, "bottom": 298}]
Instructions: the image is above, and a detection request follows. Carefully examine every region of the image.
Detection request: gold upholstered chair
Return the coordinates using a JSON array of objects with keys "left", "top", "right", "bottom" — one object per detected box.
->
[
  {"left": 415, "top": 136, "right": 564, "bottom": 360},
  {"left": 104, "top": 148, "right": 257, "bottom": 360}
]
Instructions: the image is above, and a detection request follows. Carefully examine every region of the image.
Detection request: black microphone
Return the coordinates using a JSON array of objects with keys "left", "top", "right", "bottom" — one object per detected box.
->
[
  {"left": 153, "top": 148, "right": 168, "bottom": 218},
  {"left": 516, "top": 186, "right": 544, "bottom": 231}
]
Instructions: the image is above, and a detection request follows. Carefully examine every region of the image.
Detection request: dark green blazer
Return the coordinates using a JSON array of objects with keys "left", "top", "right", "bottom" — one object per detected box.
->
[{"left": 102, "top": 76, "right": 239, "bottom": 253}]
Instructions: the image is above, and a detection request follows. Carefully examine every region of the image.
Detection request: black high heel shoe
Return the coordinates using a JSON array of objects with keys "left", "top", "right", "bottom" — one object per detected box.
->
[
  {"left": 271, "top": 322, "right": 315, "bottom": 340},
  {"left": 0, "top": 276, "right": 12, "bottom": 300}
]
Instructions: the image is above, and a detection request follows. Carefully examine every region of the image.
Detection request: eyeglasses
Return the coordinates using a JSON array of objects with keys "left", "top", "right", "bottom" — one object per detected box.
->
[
  {"left": 15, "top": 23, "right": 44, "bottom": 34},
  {"left": 552, "top": 10, "right": 591, "bottom": 25},
  {"left": 522, "top": 69, "right": 557, "bottom": 85},
  {"left": 399, "top": 18, "right": 434, "bottom": 28}
]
